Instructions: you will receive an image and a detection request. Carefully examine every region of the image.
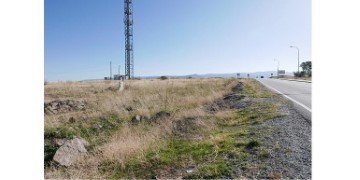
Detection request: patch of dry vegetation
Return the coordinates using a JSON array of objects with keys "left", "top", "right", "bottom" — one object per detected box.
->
[
  {"left": 44, "top": 78, "right": 237, "bottom": 178},
  {"left": 92, "top": 79, "right": 285, "bottom": 179}
]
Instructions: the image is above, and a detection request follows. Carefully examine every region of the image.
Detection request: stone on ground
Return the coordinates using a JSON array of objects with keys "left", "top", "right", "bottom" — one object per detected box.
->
[{"left": 53, "top": 138, "right": 89, "bottom": 167}]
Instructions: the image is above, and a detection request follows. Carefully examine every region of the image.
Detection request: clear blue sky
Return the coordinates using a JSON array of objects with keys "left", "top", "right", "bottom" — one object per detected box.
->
[{"left": 45, "top": 0, "right": 311, "bottom": 81}]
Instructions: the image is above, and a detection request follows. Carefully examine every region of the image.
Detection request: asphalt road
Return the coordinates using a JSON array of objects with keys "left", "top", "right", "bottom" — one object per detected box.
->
[{"left": 257, "top": 78, "right": 312, "bottom": 120}]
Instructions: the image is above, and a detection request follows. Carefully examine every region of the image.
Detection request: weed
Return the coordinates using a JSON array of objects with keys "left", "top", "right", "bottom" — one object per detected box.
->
[
  {"left": 269, "top": 172, "right": 282, "bottom": 179},
  {"left": 44, "top": 125, "right": 76, "bottom": 139},
  {"left": 218, "top": 102, "right": 284, "bottom": 127},
  {"left": 258, "top": 148, "right": 271, "bottom": 160},
  {"left": 246, "top": 139, "right": 261, "bottom": 149},
  {"left": 196, "top": 161, "right": 231, "bottom": 178},
  {"left": 241, "top": 80, "right": 273, "bottom": 98},
  {"left": 44, "top": 140, "right": 58, "bottom": 167}
]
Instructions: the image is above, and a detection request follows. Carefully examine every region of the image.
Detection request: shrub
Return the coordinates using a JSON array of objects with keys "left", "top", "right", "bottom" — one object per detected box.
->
[
  {"left": 159, "top": 76, "right": 168, "bottom": 80},
  {"left": 246, "top": 139, "right": 260, "bottom": 149},
  {"left": 293, "top": 71, "right": 305, "bottom": 77}
]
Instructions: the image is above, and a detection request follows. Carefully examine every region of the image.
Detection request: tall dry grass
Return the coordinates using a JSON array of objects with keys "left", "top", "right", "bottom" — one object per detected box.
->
[{"left": 44, "top": 78, "right": 237, "bottom": 178}]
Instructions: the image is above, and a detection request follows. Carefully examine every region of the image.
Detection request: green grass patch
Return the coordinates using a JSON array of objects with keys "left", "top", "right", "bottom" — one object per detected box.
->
[
  {"left": 44, "top": 112, "right": 124, "bottom": 154},
  {"left": 194, "top": 161, "right": 231, "bottom": 179},
  {"left": 241, "top": 80, "right": 274, "bottom": 98},
  {"left": 99, "top": 138, "right": 235, "bottom": 179},
  {"left": 44, "top": 139, "right": 58, "bottom": 167},
  {"left": 218, "top": 103, "right": 285, "bottom": 127},
  {"left": 44, "top": 125, "right": 77, "bottom": 139}
]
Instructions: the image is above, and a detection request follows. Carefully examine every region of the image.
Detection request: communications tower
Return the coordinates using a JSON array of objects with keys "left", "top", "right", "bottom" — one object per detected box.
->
[{"left": 124, "top": 0, "right": 134, "bottom": 79}]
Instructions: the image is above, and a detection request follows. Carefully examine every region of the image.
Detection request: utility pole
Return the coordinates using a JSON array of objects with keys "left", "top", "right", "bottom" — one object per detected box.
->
[
  {"left": 110, "top": 61, "right": 112, "bottom": 80},
  {"left": 274, "top": 59, "right": 279, "bottom": 78},
  {"left": 290, "top": 46, "right": 300, "bottom": 75}
]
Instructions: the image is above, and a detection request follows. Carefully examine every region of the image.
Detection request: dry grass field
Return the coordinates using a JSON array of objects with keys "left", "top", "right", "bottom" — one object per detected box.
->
[
  {"left": 44, "top": 78, "right": 240, "bottom": 178},
  {"left": 44, "top": 78, "right": 291, "bottom": 179}
]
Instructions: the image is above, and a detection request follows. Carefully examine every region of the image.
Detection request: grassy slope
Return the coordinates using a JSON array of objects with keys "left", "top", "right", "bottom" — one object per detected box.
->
[
  {"left": 96, "top": 79, "right": 284, "bottom": 179},
  {"left": 44, "top": 78, "right": 285, "bottom": 179},
  {"left": 44, "top": 78, "right": 237, "bottom": 178}
]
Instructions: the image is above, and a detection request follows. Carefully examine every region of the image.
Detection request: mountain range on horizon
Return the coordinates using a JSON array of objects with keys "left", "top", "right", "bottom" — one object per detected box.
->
[
  {"left": 140, "top": 71, "right": 293, "bottom": 79},
  {"left": 77, "top": 71, "right": 294, "bottom": 82}
]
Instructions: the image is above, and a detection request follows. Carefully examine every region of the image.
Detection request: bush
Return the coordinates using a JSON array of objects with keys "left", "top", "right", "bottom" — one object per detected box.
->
[
  {"left": 293, "top": 71, "right": 305, "bottom": 77},
  {"left": 246, "top": 139, "right": 260, "bottom": 149},
  {"left": 159, "top": 76, "right": 168, "bottom": 80}
]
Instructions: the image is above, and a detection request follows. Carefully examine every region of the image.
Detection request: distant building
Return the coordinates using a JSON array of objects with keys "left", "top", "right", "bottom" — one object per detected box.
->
[
  {"left": 278, "top": 70, "right": 286, "bottom": 78},
  {"left": 114, "top": 74, "right": 124, "bottom": 80}
]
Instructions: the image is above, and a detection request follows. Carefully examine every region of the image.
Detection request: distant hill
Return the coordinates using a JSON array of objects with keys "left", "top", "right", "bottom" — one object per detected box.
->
[
  {"left": 139, "top": 71, "right": 293, "bottom": 79},
  {"left": 77, "top": 71, "right": 294, "bottom": 81}
]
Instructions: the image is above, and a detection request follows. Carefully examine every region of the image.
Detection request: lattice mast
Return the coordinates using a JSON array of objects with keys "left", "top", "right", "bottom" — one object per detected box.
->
[{"left": 124, "top": 0, "right": 134, "bottom": 79}]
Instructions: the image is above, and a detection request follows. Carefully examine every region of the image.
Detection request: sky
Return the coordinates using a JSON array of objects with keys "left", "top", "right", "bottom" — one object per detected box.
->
[{"left": 45, "top": 0, "right": 311, "bottom": 81}]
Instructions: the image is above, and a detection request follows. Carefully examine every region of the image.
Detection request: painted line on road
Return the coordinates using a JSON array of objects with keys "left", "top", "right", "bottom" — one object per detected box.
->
[
  {"left": 257, "top": 80, "right": 312, "bottom": 113},
  {"left": 280, "top": 79, "right": 312, "bottom": 83}
]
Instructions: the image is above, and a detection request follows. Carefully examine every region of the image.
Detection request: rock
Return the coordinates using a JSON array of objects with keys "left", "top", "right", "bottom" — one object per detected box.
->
[
  {"left": 68, "top": 117, "right": 76, "bottom": 123},
  {"left": 50, "top": 109, "right": 58, "bottom": 114},
  {"left": 67, "top": 100, "right": 75, "bottom": 106},
  {"left": 186, "top": 165, "right": 196, "bottom": 174},
  {"left": 125, "top": 106, "right": 134, "bottom": 111},
  {"left": 78, "top": 138, "right": 89, "bottom": 147},
  {"left": 44, "top": 108, "right": 53, "bottom": 115},
  {"left": 78, "top": 102, "right": 86, "bottom": 110},
  {"left": 144, "top": 114, "right": 151, "bottom": 120},
  {"left": 53, "top": 138, "right": 67, "bottom": 146},
  {"left": 51, "top": 102, "right": 59, "bottom": 108},
  {"left": 63, "top": 105, "right": 71, "bottom": 109},
  {"left": 96, "top": 124, "right": 103, "bottom": 130},
  {"left": 118, "top": 81, "right": 124, "bottom": 92},
  {"left": 53, "top": 138, "right": 89, "bottom": 167},
  {"left": 44, "top": 100, "right": 86, "bottom": 115},
  {"left": 81, "top": 115, "right": 88, "bottom": 121},
  {"left": 131, "top": 115, "right": 142, "bottom": 124},
  {"left": 147, "top": 111, "right": 171, "bottom": 123},
  {"left": 153, "top": 111, "right": 170, "bottom": 119}
]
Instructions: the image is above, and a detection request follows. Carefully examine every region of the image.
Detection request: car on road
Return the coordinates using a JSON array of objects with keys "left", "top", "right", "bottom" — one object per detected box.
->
[{"left": 260, "top": 76, "right": 264, "bottom": 78}]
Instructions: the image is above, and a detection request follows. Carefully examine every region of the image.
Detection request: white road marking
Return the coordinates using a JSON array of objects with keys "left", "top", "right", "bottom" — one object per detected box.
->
[{"left": 257, "top": 80, "right": 312, "bottom": 113}]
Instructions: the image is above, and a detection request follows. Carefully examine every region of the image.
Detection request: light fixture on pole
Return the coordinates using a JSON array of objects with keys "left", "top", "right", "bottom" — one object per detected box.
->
[
  {"left": 274, "top": 59, "right": 279, "bottom": 78},
  {"left": 290, "top": 46, "right": 300, "bottom": 75}
]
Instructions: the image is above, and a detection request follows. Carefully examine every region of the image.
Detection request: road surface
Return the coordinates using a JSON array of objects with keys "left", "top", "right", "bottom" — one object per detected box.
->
[{"left": 257, "top": 78, "right": 311, "bottom": 120}]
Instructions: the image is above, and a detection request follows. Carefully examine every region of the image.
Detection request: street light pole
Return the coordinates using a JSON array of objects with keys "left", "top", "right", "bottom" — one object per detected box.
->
[
  {"left": 290, "top": 46, "right": 300, "bottom": 75},
  {"left": 274, "top": 59, "right": 279, "bottom": 78}
]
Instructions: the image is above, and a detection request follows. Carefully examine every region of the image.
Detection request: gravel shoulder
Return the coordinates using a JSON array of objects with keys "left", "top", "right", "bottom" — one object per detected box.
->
[
  {"left": 206, "top": 79, "right": 311, "bottom": 179},
  {"left": 241, "top": 81, "right": 312, "bottom": 179}
]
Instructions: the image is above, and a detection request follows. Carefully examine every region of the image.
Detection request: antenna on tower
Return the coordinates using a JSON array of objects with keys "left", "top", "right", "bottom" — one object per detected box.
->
[{"left": 124, "top": 0, "right": 134, "bottom": 80}]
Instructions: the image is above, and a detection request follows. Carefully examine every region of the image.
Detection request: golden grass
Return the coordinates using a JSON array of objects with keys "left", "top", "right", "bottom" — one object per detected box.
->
[
  {"left": 44, "top": 78, "right": 237, "bottom": 178},
  {"left": 45, "top": 79, "right": 234, "bottom": 127}
]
